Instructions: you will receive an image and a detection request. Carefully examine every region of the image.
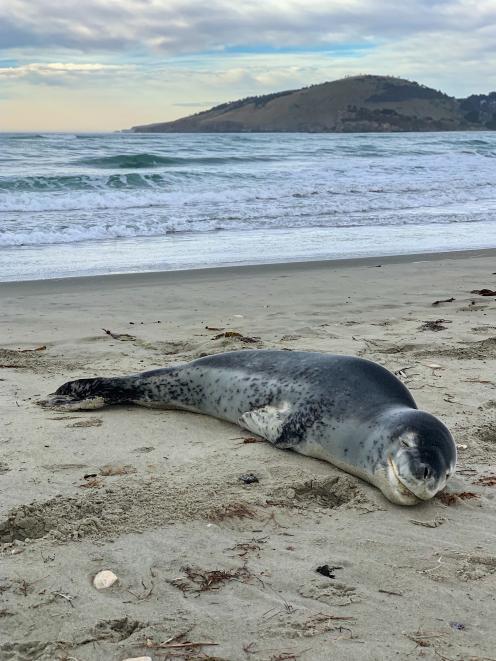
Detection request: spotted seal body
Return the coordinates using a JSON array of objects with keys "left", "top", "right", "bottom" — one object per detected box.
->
[{"left": 40, "top": 350, "right": 457, "bottom": 505}]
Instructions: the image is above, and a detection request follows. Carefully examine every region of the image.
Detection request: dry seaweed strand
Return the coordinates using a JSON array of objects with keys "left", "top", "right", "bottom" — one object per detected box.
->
[
  {"left": 405, "top": 629, "right": 446, "bottom": 646},
  {"left": 170, "top": 563, "right": 257, "bottom": 595},
  {"left": 207, "top": 502, "right": 256, "bottom": 522},
  {"left": 158, "top": 655, "right": 226, "bottom": 661},
  {"left": 244, "top": 648, "right": 310, "bottom": 661},
  {"left": 226, "top": 537, "right": 268, "bottom": 558},
  {"left": 125, "top": 567, "right": 156, "bottom": 601},
  {"left": 142, "top": 630, "right": 227, "bottom": 661},
  {"left": 14, "top": 575, "right": 48, "bottom": 597},
  {"left": 148, "top": 641, "right": 218, "bottom": 649},
  {"left": 52, "top": 591, "right": 75, "bottom": 607},
  {"left": 270, "top": 654, "right": 300, "bottom": 661},
  {"left": 243, "top": 642, "right": 257, "bottom": 655},
  {"left": 101, "top": 328, "right": 136, "bottom": 341},
  {"left": 304, "top": 613, "right": 354, "bottom": 624},
  {"left": 432, "top": 297, "right": 455, "bottom": 306},
  {"left": 79, "top": 477, "right": 104, "bottom": 489},
  {"left": 419, "top": 320, "right": 450, "bottom": 332},
  {"left": 463, "top": 378, "right": 495, "bottom": 384},
  {"left": 437, "top": 491, "right": 479, "bottom": 505},
  {"left": 212, "top": 331, "right": 259, "bottom": 343},
  {"left": 231, "top": 435, "right": 264, "bottom": 444},
  {"left": 143, "top": 633, "right": 220, "bottom": 660},
  {"left": 473, "top": 475, "right": 496, "bottom": 486},
  {"left": 410, "top": 517, "right": 446, "bottom": 528}
]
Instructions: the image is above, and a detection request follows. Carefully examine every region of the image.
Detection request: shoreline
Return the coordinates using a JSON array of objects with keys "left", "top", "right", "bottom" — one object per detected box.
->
[{"left": 2, "top": 246, "right": 496, "bottom": 288}]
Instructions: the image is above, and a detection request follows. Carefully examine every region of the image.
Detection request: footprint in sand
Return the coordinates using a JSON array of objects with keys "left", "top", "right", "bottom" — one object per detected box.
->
[
  {"left": 418, "top": 337, "right": 496, "bottom": 360},
  {"left": 67, "top": 418, "right": 103, "bottom": 428},
  {"left": 298, "top": 577, "right": 361, "bottom": 606}
]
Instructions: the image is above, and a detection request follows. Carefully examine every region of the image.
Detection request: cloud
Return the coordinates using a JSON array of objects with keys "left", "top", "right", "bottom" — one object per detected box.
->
[
  {"left": 209, "top": 64, "right": 309, "bottom": 89},
  {"left": 2, "top": 2, "right": 495, "bottom": 97},
  {"left": 173, "top": 101, "right": 218, "bottom": 107},
  {"left": 2, "top": 0, "right": 496, "bottom": 130},
  {"left": 1, "top": 0, "right": 494, "bottom": 54},
  {"left": 0, "top": 61, "right": 134, "bottom": 85}
]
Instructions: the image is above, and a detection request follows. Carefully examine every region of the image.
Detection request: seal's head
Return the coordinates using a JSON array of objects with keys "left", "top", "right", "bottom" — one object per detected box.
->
[{"left": 377, "top": 409, "right": 457, "bottom": 505}]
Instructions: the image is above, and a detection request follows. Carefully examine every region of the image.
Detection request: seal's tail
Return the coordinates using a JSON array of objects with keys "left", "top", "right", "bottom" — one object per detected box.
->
[{"left": 38, "top": 376, "right": 137, "bottom": 411}]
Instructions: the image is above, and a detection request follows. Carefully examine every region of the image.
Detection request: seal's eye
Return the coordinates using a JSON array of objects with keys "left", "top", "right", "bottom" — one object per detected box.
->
[{"left": 399, "top": 431, "right": 417, "bottom": 449}]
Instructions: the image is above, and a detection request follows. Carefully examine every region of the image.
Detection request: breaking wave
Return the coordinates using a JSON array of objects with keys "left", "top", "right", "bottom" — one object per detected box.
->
[
  {"left": 2, "top": 130, "right": 496, "bottom": 255},
  {"left": 76, "top": 152, "right": 278, "bottom": 168}
]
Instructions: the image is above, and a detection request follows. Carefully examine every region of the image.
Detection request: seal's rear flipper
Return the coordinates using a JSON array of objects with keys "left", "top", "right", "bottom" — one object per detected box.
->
[
  {"left": 239, "top": 402, "right": 293, "bottom": 446},
  {"left": 38, "top": 394, "right": 107, "bottom": 411},
  {"left": 38, "top": 376, "right": 133, "bottom": 411}
]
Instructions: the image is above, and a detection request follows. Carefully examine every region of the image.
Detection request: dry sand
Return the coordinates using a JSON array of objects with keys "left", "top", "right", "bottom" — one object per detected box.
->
[{"left": 1, "top": 250, "right": 496, "bottom": 661}]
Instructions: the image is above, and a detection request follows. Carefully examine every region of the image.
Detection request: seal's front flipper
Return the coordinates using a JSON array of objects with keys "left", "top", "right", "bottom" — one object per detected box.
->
[{"left": 238, "top": 402, "right": 293, "bottom": 446}]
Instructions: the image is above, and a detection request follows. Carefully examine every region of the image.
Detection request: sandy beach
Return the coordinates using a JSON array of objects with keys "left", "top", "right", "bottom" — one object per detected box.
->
[{"left": 1, "top": 249, "right": 496, "bottom": 661}]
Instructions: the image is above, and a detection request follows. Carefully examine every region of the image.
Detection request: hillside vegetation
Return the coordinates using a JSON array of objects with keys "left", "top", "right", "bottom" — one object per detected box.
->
[{"left": 131, "top": 75, "right": 495, "bottom": 133}]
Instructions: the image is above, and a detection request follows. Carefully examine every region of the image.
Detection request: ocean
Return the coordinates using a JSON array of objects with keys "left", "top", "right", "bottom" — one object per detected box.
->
[{"left": 1, "top": 131, "right": 496, "bottom": 281}]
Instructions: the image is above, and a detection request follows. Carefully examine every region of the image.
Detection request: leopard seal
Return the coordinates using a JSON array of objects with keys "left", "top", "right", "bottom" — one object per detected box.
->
[{"left": 39, "top": 350, "right": 456, "bottom": 505}]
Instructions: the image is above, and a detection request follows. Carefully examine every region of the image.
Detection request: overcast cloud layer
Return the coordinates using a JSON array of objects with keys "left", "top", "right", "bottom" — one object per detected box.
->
[{"left": 1, "top": 0, "right": 495, "bottom": 131}]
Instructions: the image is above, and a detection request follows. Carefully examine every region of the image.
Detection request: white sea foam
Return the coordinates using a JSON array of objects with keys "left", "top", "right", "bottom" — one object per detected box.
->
[{"left": 1, "top": 131, "right": 496, "bottom": 276}]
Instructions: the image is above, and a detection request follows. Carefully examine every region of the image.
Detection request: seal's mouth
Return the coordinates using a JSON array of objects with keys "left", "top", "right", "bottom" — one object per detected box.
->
[{"left": 387, "top": 457, "right": 421, "bottom": 502}]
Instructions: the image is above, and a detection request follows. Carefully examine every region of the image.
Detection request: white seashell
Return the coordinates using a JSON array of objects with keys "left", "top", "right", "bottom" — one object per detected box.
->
[
  {"left": 93, "top": 569, "right": 118, "bottom": 589},
  {"left": 456, "top": 444, "right": 468, "bottom": 450},
  {"left": 122, "top": 657, "right": 152, "bottom": 661}
]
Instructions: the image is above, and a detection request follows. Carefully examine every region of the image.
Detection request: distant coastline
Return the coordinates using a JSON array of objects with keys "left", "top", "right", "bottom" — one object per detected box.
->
[{"left": 130, "top": 74, "right": 496, "bottom": 134}]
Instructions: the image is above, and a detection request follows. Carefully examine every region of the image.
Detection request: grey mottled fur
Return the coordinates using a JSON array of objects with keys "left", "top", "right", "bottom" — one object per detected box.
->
[{"left": 41, "top": 350, "right": 457, "bottom": 505}]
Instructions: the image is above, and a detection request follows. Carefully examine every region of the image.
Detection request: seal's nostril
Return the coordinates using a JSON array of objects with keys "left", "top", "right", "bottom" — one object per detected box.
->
[{"left": 423, "top": 466, "right": 430, "bottom": 480}]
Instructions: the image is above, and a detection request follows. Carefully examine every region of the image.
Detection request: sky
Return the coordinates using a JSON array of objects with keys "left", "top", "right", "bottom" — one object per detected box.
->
[{"left": 0, "top": 0, "right": 495, "bottom": 132}]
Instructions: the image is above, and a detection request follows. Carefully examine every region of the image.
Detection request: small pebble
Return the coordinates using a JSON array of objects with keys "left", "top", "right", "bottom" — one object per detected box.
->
[
  {"left": 316, "top": 564, "right": 342, "bottom": 579},
  {"left": 122, "top": 657, "right": 152, "bottom": 661},
  {"left": 239, "top": 473, "right": 259, "bottom": 484},
  {"left": 450, "top": 622, "right": 465, "bottom": 631},
  {"left": 93, "top": 569, "right": 118, "bottom": 589}
]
